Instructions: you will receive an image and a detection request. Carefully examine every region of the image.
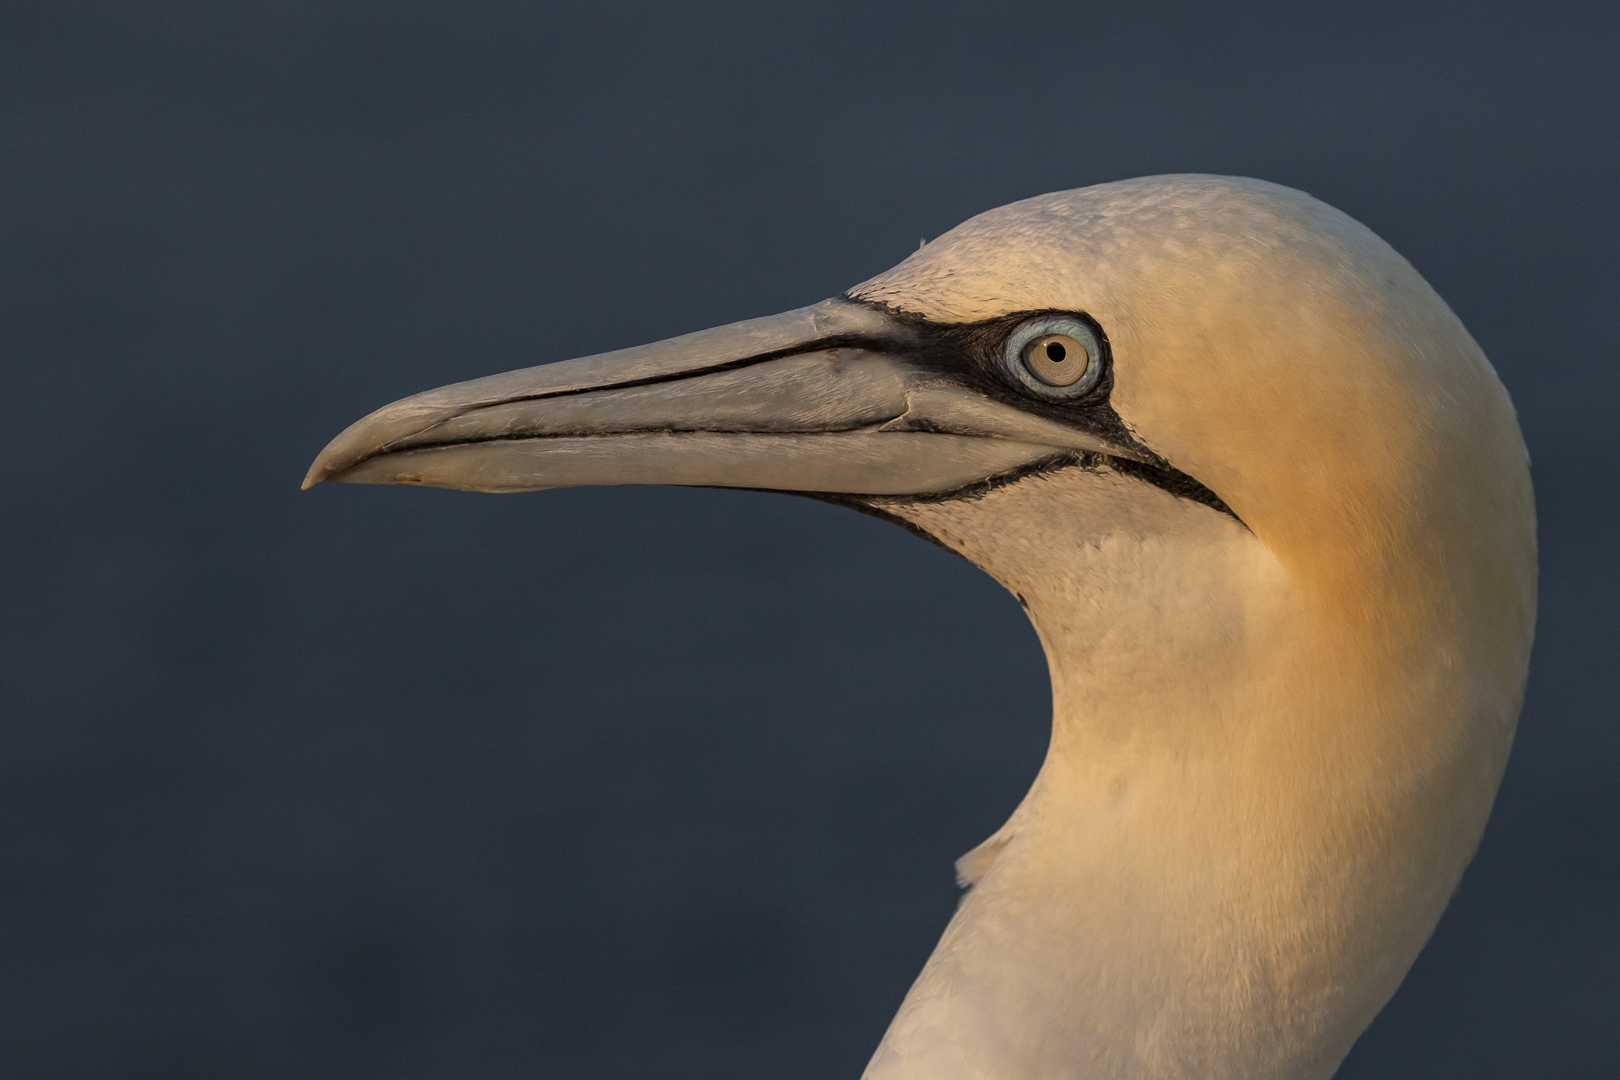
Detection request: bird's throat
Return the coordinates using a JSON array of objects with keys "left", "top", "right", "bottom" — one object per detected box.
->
[{"left": 860, "top": 463, "right": 1504, "bottom": 1080}]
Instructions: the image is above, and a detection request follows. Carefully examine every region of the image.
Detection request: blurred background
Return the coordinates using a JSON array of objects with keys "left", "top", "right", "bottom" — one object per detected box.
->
[{"left": 3, "top": 1, "right": 1615, "bottom": 1076}]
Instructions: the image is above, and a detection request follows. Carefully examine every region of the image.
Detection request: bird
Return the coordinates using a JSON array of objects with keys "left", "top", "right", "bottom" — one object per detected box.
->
[{"left": 304, "top": 175, "right": 1536, "bottom": 1080}]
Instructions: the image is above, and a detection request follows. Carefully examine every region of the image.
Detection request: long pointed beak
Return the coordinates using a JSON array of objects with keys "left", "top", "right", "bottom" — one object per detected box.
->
[{"left": 303, "top": 297, "right": 1137, "bottom": 497}]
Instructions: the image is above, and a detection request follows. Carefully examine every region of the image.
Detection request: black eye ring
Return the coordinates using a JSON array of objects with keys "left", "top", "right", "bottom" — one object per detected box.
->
[{"left": 1000, "top": 316, "right": 1104, "bottom": 400}]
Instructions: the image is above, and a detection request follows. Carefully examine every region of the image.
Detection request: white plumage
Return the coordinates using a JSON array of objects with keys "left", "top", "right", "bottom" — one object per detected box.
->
[{"left": 308, "top": 175, "right": 1536, "bottom": 1079}]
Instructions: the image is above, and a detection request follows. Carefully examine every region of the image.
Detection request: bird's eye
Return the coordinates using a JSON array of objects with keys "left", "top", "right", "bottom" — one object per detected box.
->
[
  {"left": 1001, "top": 316, "right": 1104, "bottom": 400},
  {"left": 1023, "top": 335, "right": 1086, "bottom": 385}
]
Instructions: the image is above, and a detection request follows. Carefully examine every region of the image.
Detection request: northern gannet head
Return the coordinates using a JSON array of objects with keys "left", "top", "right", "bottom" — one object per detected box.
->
[{"left": 305, "top": 175, "right": 1536, "bottom": 1080}]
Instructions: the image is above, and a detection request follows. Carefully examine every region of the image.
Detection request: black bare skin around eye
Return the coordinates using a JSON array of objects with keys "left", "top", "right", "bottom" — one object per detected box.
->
[
  {"left": 859, "top": 304, "right": 1120, "bottom": 431},
  {"left": 828, "top": 299, "right": 1244, "bottom": 526}
]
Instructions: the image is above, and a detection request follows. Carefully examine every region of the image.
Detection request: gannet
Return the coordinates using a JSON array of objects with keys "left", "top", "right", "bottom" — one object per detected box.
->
[{"left": 304, "top": 175, "right": 1536, "bottom": 1080}]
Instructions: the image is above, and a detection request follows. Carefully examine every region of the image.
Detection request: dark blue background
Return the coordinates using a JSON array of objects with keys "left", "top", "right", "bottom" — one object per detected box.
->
[{"left": 4, "top": 1, "right": 1615, "bottom": 1076}]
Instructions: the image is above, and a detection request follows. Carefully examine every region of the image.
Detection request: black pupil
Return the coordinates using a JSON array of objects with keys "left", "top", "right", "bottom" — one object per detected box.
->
[{"left": 1045, "top": 342, "right": 1067, "bottom": 363}]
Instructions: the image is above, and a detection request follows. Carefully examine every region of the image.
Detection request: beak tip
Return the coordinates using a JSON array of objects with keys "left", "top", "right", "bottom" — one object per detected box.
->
[{"left": 301, "top": 455, "right": 339, "bottom": 489}]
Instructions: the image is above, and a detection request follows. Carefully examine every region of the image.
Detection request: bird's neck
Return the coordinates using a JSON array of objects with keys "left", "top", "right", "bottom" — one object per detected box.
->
[{"left": 865, "top": 467, "right": 1515, "bottom": 1080}]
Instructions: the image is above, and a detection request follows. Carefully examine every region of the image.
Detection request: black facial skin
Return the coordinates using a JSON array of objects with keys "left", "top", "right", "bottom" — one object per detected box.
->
[
  {"left": 873, "top": 303, "right": 1127, "bottom": 442},
  {"left": 745, "top": 297, "right": 1244, "bottom": 555},
  {"left": 828, "top": 297, "right": 1239, "bottom": 521}
]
